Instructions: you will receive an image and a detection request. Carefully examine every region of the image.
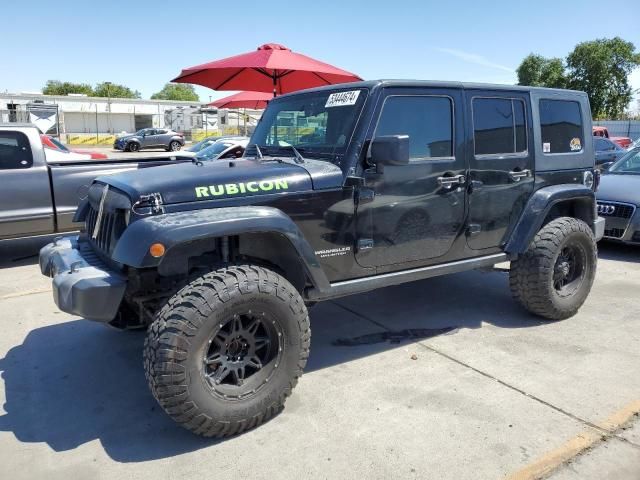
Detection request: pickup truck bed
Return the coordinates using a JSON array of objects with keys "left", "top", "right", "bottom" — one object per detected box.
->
[{"left": 0, "top": 124, "right": 192, "bottom": 241}]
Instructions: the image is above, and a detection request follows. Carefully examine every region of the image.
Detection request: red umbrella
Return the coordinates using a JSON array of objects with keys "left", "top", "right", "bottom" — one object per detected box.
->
[
  {"left": 210, "top": 91, "right": 272, "bottom": 109},
  {"left": 172, "top": 43, "right": 362, "bottom": 96}
]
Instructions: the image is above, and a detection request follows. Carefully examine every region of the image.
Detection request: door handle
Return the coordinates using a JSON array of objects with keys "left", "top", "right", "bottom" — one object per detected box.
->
[
  {"left": 437, "top": 174, "right": 466, "bottom": 190},
  {"left": 508, "top": 169, "right": 531, "bottom": 182}
]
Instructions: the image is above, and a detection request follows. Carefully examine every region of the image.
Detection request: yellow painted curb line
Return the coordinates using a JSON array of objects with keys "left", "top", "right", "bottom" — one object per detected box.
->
[{"left": 506, "top": 400, "right": 640, "bottom": 480}]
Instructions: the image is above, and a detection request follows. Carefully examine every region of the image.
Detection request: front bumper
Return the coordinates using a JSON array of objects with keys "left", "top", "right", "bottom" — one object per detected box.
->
[
  {"left": 39, "top": 236, "right": 127, "bottom": 322},
  {"left": 594, "top": 216, "right": 605, "bottom": 242}
]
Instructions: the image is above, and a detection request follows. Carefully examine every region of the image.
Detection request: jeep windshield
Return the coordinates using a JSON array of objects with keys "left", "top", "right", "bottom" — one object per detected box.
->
[{"left": 248, "top": 88, "right": 367, "bottom": 162}]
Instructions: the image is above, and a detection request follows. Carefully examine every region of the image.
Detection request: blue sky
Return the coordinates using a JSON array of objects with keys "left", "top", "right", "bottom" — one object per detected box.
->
[{"left": 1, "top": 0, "right": 639, "bottom": 105}]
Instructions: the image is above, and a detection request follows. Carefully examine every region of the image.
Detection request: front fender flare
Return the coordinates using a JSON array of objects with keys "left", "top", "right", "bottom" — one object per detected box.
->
[
  {"left": 504, "top": 184, "right": 596, "bottom": 254},
  {"left": 111, "top": 206, "right": 330, "bottom": 292}
]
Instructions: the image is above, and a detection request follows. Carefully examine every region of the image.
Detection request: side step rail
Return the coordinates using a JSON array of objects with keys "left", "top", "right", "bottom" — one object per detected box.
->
[{"left": 306, "top": 253, "right": 508, "bottom": 301}]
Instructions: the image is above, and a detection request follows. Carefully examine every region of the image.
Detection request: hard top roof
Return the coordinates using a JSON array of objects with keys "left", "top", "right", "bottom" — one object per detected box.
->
[{"left": 276, "top": 79, "right": 585, "bottom": 99}]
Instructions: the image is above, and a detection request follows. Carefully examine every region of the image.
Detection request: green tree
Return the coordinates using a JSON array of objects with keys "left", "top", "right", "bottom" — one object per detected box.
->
[
  {"left": 566, "top": 37, "right": 640, "bottom": 118},
  {"left": 516, "top": 54, "right": 567, "bottom": 88},
  {"left": 42, "top": 80, "right": 94, "bottom": 96},
  {"left": 151, "top": 83, "right": 200, "bottom": 101},
  {"left": 93, "top": 82, "right": 141, "bottom": 99}
]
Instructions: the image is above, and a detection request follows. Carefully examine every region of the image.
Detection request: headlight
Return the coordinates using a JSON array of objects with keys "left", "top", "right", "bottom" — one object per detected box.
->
[{"left": 583, "top": 170, "right": 595, "bottom": 190}]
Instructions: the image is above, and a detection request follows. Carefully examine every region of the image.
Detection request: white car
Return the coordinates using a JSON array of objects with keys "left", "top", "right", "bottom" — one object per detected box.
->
[
  {"left": 193, "top": 137, "right": 250, "bottom": 161},
  {"left": 43, "top": 146, "right": 94, "bottom": 162}
]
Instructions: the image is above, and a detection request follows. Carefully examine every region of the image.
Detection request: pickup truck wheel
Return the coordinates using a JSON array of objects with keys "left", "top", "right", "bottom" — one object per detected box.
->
[
  {"left": 143, "top": 265, "right": 310, "bottom": 437},
  {"left": 168, "top": 141, "right": 181, "bottom": 152},
  {"left": 127, "top": 142, "right": 139, "bottom": 152},
  {"left": 509, "top": 217, "right": 596, "bottom": 320}
]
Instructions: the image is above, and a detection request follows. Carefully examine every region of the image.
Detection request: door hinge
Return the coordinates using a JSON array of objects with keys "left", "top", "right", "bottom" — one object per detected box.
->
[
  {"left": 355, "top": 188, "right": 375, "bottom": 206},
  {"left": 467, "top": 224, "right": 481, "bottom": 236},
  {"left": 357, "top": 238, "right": 374, "bottom": 251}
]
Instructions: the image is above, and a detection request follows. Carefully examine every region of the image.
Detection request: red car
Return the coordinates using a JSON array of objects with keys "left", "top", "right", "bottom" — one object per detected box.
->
[
  {"left": 40, "top": 135, "right": 108, "bottom": 159},
  {"left": 593, "top": 126, "right": 632, "bottom": 149}
]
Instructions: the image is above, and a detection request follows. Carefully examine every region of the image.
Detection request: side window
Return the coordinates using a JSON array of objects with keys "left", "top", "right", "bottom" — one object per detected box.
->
[
  {"left": 0, "top": 132, "right": 33, "bottom": 169},
  {"left": 473, "top": 97, "right": 528, "bottom": 156},
  {"left": 594, "top": 138, "right": 611, "bottom": 151},
  {"left": 156, "top": 129, "right": 167, "bottom": 135},
  {"left": 539, "top": 99, "right": 583, "bottom": 154},
  {"left": 375, "top": 95, "right": 453, "bottom": 160}
]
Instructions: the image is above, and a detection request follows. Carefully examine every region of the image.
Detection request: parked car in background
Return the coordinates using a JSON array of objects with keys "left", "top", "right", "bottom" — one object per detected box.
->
[
  {"left": 113, "top": 128, "right": 184, "bottom": 152},
  {"left": 0, "top": 124, "right": 193, "bottom": 241},
  {"left": 41, "top": 134, "right": 107, "bottom": 159},
  {"left": 593, "top": 126, "right": 632, "bottom": 149},
  {"left": 186, "top": 136, "right": 223, "bottom": 153},
  {"left": 596, "top": 147, "right": 640, "bottom": 244},
  {"left": 193, "top": 137, "right": 249, "bottom": 160},
  {"left": 593, "top": 136, "right": 626, "bottom": 166},
  {"left": 627, "top": 137, "right": 640, "bottom": 150}
]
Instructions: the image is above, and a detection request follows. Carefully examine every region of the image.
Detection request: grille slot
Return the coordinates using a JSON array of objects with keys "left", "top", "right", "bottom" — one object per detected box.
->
[
  {"left": 85, "top": 185, "right": 130, "bottom": 256},
  {"left": 604, "top": 228, "right": 625, "bottom": 239}
]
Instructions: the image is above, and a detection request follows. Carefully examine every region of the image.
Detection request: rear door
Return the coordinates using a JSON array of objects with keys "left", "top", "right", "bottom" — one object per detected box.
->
[
  {"left": 0, "top": 130, "right": 54, "bottom": 239},
  {"left": 355, "top": 87, "right": 467, "bottom": 268},
  {"left": 156, "top": 129, "right": 169, "bottom": 147},
  {"left": 465, "top": 91, "right": 534, "bottom": 250}
]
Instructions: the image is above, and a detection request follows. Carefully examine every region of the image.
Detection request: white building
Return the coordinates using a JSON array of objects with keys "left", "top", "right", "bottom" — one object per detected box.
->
[{"left": 0, "top": 92, "right": 261, "bottom": 143}]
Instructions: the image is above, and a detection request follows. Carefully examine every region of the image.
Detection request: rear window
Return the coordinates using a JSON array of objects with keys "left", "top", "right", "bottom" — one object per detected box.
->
[
  {"left": 473, "top": 97, "right": 527, "bottom": 156},
  {"left": 539, "top": 99, "right": 583, "bottom": 154},
  {"left": 0, "top": 131, "right": 33, "bottom": 169}
]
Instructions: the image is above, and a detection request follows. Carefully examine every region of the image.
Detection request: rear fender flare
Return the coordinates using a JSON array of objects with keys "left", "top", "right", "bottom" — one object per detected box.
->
[
  {"left": 504, "top": 184, "right": 596, "bottom": 254},
  {"left": 111, "top": 206, "right": 330, "bottom": 292}
]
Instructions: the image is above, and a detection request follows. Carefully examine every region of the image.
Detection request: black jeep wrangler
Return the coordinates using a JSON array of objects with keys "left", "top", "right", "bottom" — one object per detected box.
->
[{"left": 40, "top": 80, "right": 604, "bottom": 437}]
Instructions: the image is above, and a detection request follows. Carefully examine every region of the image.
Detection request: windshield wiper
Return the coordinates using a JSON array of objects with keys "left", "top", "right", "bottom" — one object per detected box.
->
[
  {"left": 280, "top": 145, "right": 305, "bottom": 164},
  {"left": 246, "top": 143, "right": 264, "bottom": 159}
]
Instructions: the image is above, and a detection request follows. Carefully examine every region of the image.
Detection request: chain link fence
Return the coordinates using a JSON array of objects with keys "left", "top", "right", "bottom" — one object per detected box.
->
[
  {"left": 593, "top": 120, "right": 640, "bottom": 141},
  {"left": 1, "top": 101, "right": 260, "bottom": 145}
]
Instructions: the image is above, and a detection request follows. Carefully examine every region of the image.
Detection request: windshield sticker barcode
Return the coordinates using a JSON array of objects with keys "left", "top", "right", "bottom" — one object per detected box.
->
[{"left": 325, "top": 90, "right": 361, "bottom": 108}]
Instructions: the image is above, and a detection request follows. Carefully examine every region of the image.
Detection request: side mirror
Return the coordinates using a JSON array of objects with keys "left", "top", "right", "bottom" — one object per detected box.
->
[{"left": 370, "top": 135, "right": 410, "bottom": 172}]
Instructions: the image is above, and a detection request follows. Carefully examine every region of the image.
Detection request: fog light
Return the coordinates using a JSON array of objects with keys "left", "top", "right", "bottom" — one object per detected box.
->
[{"left": 149, "top": 243, "right": 166, "bottom": 258}]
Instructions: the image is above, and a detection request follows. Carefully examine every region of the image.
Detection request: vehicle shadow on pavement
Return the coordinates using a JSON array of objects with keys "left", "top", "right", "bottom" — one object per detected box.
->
[
  {"left": 0, "top": 236, "right": 58, "bottom": 269},
  {"left": 0, "top": 271, "right": 541, "bottom": 462},
  {"left": 598, "top": 241, "right": 640, "bottom": 263}
]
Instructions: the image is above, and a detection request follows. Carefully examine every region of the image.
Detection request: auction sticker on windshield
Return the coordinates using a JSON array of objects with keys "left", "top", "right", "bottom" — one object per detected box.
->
[{"left": 325, "top": 90, "right": 361, "bottom": 108}]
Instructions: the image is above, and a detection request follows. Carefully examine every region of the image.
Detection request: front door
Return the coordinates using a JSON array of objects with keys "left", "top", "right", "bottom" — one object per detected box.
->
[
  {"left": 355, "top": 87, "right": 467, "bottom": 268},
  {"left": 465, "top": 91, "right": 535, "bottom": 250},
  {"left": 0, "top": 130, "right": 54, "bottom": 238},
  {"left": 141, "top": 129, "right": 156, "bottom": 148}
]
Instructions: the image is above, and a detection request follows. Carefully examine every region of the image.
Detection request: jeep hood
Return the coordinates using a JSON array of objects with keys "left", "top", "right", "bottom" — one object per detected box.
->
[{"left": 96, "top": 158, "right": 343, "bottom": 205}]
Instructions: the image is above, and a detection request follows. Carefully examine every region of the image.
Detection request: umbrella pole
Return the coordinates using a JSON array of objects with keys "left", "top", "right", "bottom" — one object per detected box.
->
[{"left": 272, "top": 72, "right": 277, "bottom": 97}]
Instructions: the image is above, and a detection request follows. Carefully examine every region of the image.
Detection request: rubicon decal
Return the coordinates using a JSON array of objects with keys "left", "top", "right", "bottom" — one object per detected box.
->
[{"left": 195, "top": 179, "right": 289, "bottom": 198}]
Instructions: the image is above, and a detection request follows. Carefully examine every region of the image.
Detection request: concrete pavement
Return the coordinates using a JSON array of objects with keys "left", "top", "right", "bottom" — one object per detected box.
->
[{"left": 0, "top": 238, "right": 638, "bottom": 479}]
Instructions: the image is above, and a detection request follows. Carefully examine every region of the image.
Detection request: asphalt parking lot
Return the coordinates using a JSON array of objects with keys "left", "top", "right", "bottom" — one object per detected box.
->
[{"left": 0, "top": 238, "right": 638, "bottom": 480}]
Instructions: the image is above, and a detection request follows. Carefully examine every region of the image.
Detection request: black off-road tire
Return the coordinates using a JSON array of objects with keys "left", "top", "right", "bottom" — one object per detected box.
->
[
  {"left": 143, "top": 265, "right": 310, "bottom": 437},
  {"left": 509, "top": 217, "right": 597, "bottom": 320}
]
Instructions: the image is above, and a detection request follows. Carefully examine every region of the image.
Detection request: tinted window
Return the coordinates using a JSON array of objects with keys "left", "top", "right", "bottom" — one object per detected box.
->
[
  {"left": 594, "top": 138, "right": 613, "bottom": 151},
  {"left": 156, "top": 129, "right": 167, "bottom": 134},
  {"left": 540, "top": 99, "right": 583, "bottom": 154},
  {"left": 375, "top": 96, "right": 453, "bottom": 159},
  {"left": 0, "top": 132, "right": 33, "bottom": 169},
  {"left": 473, "top": 98, "right": 527, "bottom": 155}
]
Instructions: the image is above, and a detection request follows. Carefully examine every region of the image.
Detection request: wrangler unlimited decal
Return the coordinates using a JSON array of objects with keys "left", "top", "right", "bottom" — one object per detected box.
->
[{"left": 195, "top": 179, "right": 289, "bottom": 198}]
